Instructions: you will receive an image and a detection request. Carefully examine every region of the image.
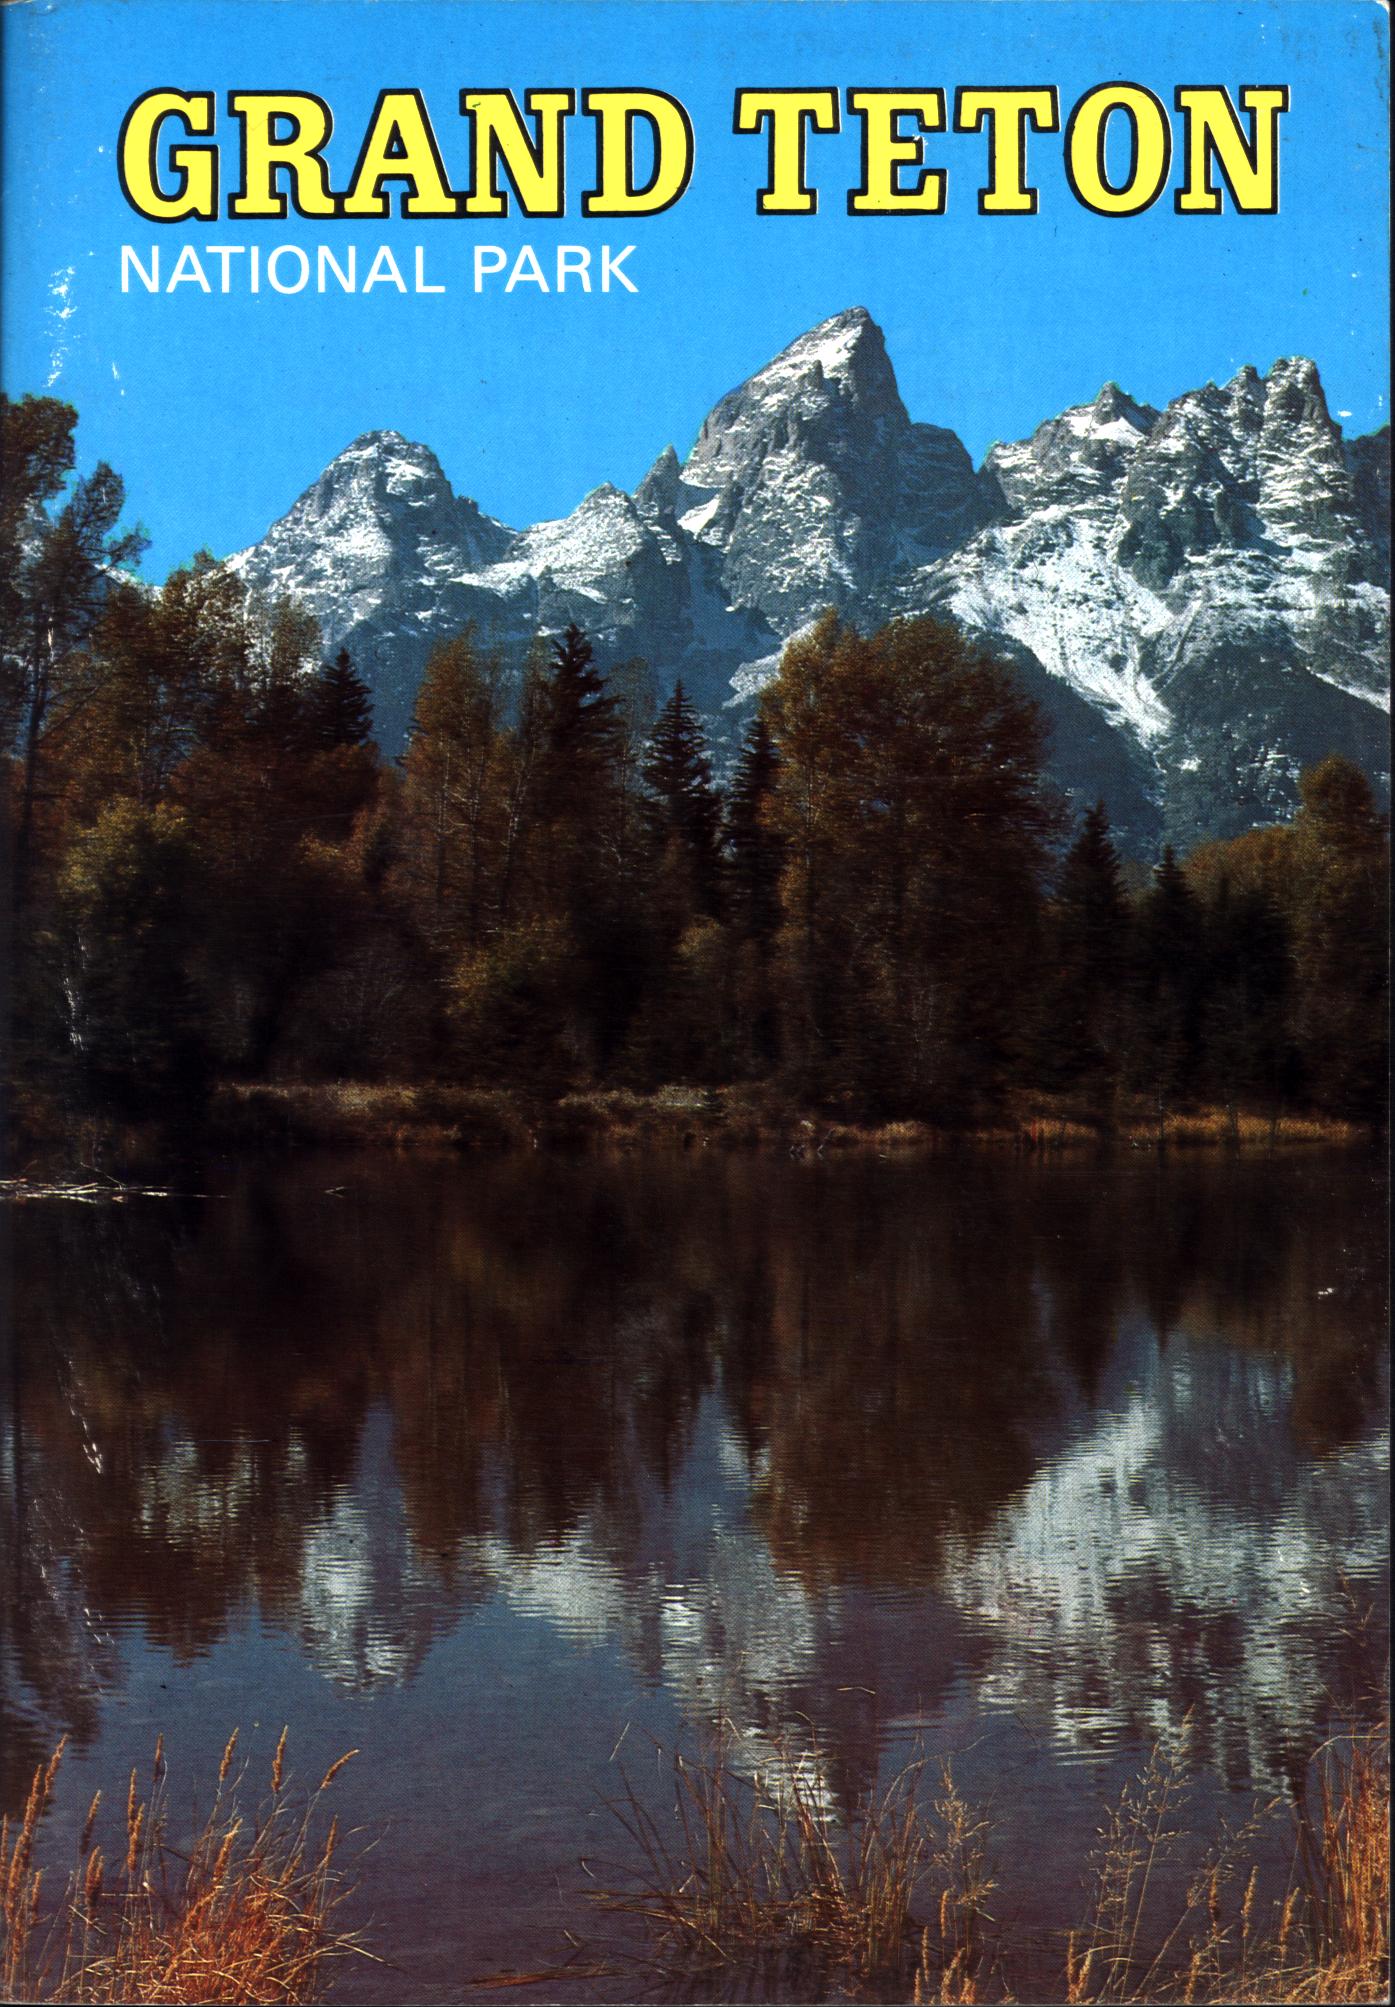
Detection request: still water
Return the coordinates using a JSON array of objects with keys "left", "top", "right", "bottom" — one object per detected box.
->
[{"left": 2, "top": 1148, "right": 1387, "bottom": 1998}]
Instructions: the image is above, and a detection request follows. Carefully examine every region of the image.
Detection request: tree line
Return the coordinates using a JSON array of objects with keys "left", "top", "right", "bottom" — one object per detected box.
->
[{"left": 3, "top": 391, "right": 1388, "bottom": 1134}]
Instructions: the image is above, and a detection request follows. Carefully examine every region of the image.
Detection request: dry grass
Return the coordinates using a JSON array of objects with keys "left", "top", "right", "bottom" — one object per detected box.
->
[
  {"left": 205, "top": 1079, "right": 1371, "bottom": 1159},
  {"left": 1, "top": 1730, "right": 362, "bottom": 2005},
  {"left": 1134, "top": 1108, "right": 1365, "bottom": 1150},
  {"left": 584, "top": 1730, "right": 954, "bottom": 1998},
  {"left": 210, "top": 1080, "right": 534, "bottom": 1152},
  {"left": 1279, "top": 1728, "right": 1390, "bottom": 2003},
  {"left": 586, "top": 1724, "right": 1389, "bottom": 2005}
]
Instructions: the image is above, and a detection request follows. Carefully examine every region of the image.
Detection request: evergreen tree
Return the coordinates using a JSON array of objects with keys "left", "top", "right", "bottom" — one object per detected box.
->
[
  {"left": 1203, "top": 874, "right": 1294, "bottom": 1118},
  {"left": 1038, "top": 801, "right": 1132, "bottom": 1095},
  {"left": 725, "top": 713, "right": 784, "bottom": 942},
  {"left": 314, "top": 648, "right": 374, "bottom": 748},
  {"left": 538, "top": 623, "right": 622, "bottom": 832},
  {"left": 722, "top": 712, "right": 786, "bottom": 1073},
  {"left": 641, "top": 681, "right": 723, "bottom": 916},
  {"left": 533, "top": 624, "right": 646, "bottom": 1070},
  {"left": 1128, "top": 845, "right": 1207, "bottom": 1118}
]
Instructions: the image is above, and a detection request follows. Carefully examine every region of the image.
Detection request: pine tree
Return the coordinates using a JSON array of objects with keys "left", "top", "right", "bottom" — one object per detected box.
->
[
  {"left": 314, "top": 648, "right": 374, "bottom": 748},
  {"left": 1203, "top": 874, "right": 1294, "bottom": 1118},
  {"left": 533, "top": 624, "right": 645, "bottom": 1069},
  {"left": 538, "top": 623, "right": 622, "bottom": 831},
  {"left": 1039, "top": 801, "right": 1132, "bottom": 1093},
  {"left": 641, "top": 681, "right": 723, "bottom": 916},
  {"left": 1128, "top": 844, "right": 1207, "bottom": 1119},
  {"left": 725, "top": 713, "right": 784, "bottom": 942}
]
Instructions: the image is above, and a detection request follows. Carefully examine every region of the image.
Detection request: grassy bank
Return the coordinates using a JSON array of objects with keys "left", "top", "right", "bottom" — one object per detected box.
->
[
  {"left": 574, "top": 1725, "right": 1390, "bottom": 2005},
  {"left": 0, "top": 1733, "right": 359, "bottom": 2005},
  {"left": 7, "top": 1720, "right": 1385, "bottom": 2003},
  {"left": 203, "top": 1080, "right": 1371, "bottom": 1158}
]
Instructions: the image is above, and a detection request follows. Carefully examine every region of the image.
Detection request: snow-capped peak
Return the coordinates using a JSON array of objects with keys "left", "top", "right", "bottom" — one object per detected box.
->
[{"left": 227, "top": 308, "right": 1388, "bottom": 854}]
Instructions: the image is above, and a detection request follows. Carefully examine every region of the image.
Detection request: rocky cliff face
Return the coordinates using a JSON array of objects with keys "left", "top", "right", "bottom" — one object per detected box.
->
[{"left": 230, "top": 307, "right": 1389, "bottom": 853}]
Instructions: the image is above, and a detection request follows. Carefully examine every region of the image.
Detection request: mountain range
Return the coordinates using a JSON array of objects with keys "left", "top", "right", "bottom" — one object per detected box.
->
[{"left": 230, "top": 306, "right": 1390, "bottom": 854}]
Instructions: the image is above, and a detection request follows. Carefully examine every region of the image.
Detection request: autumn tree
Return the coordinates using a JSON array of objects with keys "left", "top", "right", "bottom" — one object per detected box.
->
[
  {"left": 1288, "top": 755, "right": 1388, "bottom": 1119},
  {"left": 44, "top": 801, "right": 208, "bottom": 1110},
  {"left": 1, "top": 393, "right": 147, "bottom": 899},
  {"left": 400, "top": 629, "right": 507, "bottom": 951},
  {"left": 762, "top": 612, "right": 1054, "bottom": 1113}
]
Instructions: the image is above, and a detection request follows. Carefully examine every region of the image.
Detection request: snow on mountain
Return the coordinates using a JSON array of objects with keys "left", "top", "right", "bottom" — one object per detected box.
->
[
  {"left": 680, "top": 306, "right": 996, "bottom": 629},
  {"left": 227, "top": 313, "right": 1390, "bottom": 852}
]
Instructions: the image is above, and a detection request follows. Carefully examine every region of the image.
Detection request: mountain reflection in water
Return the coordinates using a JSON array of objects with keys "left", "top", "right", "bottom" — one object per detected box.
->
[{"left": 1, "top": 1149, "right": 1386, "bottom": 1988}]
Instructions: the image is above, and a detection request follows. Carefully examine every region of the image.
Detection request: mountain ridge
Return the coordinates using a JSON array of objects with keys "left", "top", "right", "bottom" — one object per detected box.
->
[{"left": 229, "top": 307, "right": 1391, "bottom": 854}]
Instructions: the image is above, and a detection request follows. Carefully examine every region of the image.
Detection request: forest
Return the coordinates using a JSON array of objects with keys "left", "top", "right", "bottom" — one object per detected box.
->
[{"left": 2, "top": 390, "right": 1388, "bottom": 1146}]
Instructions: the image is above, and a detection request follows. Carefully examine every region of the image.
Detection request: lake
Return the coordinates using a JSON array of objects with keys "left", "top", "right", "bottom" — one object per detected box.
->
[{"left": 2, "top": 1146, "right": 1387, "bottom": 1999}]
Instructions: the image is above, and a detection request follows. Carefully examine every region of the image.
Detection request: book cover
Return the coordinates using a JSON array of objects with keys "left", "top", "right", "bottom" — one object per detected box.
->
[{"left": 1, "top": 3, "right": 1388, "bottom": 2004}]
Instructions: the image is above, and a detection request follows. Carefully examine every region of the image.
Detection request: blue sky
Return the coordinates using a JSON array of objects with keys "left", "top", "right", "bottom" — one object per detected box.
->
[{"left": 3, "top": 0, "right": 1388, "bottom": 579}]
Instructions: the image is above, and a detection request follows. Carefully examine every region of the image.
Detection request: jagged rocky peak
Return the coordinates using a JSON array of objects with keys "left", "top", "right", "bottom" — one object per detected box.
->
[
  {"left": 986, "top": 380, "right": 1159, "bottom": 510},
  {"left": 677, "top": 306, "right": 994, "bottom": 625},
  {"left": 633, "top": 443, "right": 706, "bottom": 526},
  {"left": 683, "top": 306, "right": 905, "bottom": 485},
  {"left": 1116, "top": 355, "right": 1368, "bottom": 589},
  {"left": 513, "top": 479, "right": 660, "bottom": 592},
  {"left": 307, "top": 429, "right": 456, "bottom": 515},
  {"left": 1146, "top": 357, "right": 1342, "bottom": 473},
  {"left": 227, "top": 307, "right": 1389, "bottom": 851},
  {"left": 1260, "top": 353, "right": 1330, "bottom": 422},
  {"left": 1347, "top": 426, "right": 1391, "bottom": 563},
  {"left": 239, "top": 427, "right": 516, "bottom": 589},
  {"left": 1090, "top": 381, "right": 1159, "bottom": 434},
  {"left": 1251, "top": 357, "right": 1359, "bottom": 534}
]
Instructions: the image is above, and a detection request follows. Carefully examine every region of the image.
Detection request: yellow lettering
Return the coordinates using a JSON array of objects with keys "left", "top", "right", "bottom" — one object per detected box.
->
[
  {"left": 118, "top": 90, "right": 217, "bottom": 222},
  {"left": 1066, "top": 83, "right": 1172, "bottom": 216},
  {"left": 583, "top": 89, "right": 693, "bottom": 214},
  {"left": 342, "top": 89, "right": 458, "bottom": 218},
  {"left": 847, "top": 90, "right": 945, "bottom": 213},
  {"left": 954, "top": 87, "right": 1059, "bottom": 214},
  {"left": 460, "top": 89, "right": 573, "bottom": 218},
  {"left": 228, "top": 92, "right": 336, "bottom": 217},
  {"left": 1174, "top": 85, "right": 1287, "bottom": 214},
  {"left": 733, "top": 89, "right": 839, "bottom": 214}
]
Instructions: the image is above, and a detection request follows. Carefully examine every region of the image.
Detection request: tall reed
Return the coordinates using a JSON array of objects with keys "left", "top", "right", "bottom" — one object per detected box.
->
[
  {"left": 1, "top": 1729, "right": 361, "bottom": 2005},
  {"left": 587, "top": 1723, "right": 1389, "bottom": 2005}
]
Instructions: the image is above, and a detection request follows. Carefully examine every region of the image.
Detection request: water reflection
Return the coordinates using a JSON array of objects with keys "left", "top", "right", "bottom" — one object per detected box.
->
[{"left": 2, "top": 1150, "right": 1387, "bottom": 1829}]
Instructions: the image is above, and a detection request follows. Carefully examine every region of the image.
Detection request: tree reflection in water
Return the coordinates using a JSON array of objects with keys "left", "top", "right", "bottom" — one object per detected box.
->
[{"left": 2, "top": 1149, "right": 1387, "bottom": 1827}]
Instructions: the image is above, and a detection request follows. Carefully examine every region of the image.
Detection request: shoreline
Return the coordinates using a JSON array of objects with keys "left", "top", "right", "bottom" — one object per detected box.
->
[
  {"left": 6, "top": 1082, "right": 1377, "bottom": 1179},
  {"left": 199, "top": 1081, "right": 1377, "bottom": 1157}
]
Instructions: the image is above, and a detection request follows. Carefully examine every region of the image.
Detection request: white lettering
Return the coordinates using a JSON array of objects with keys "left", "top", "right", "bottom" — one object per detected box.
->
[
  {"left": 363, "top": 245, "right": 407, "bottom": 292},
  {"left": 121, "top": 246, "right": 160, "bottom": 293},
  {"left": 268, "top": 244, "right": 310, "bottom": 293},
  {"left": 601, "top": 244, "right": 637, "bottom": 292},
  {"left": 167, "top": 245, "right": 211, "bottom": 292}
]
